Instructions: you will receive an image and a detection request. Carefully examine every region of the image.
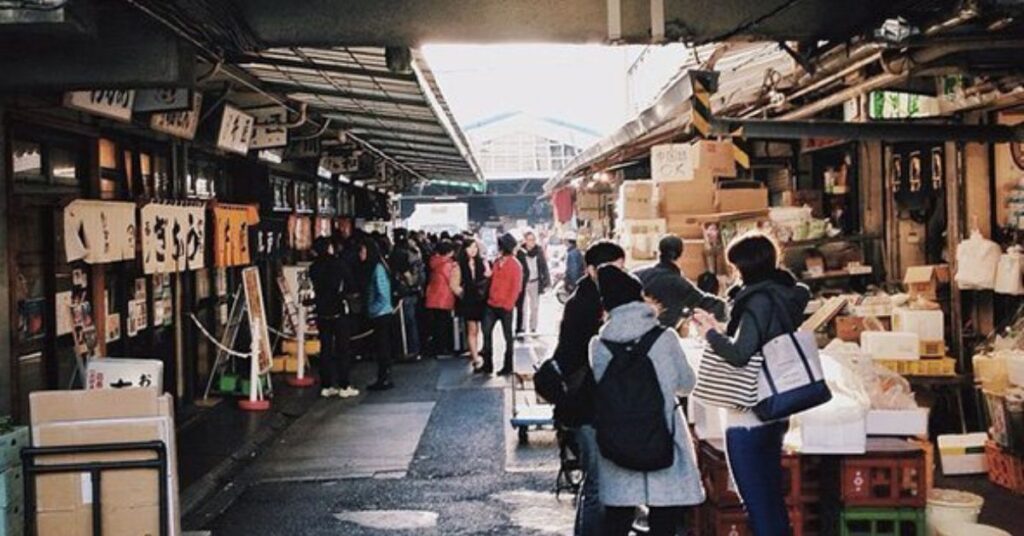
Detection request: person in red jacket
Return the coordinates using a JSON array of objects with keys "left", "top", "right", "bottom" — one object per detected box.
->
[
  {"left": 423, "top": 240, "right": 462, "bottom": 358},
  {"left": 478, "top": 233, "right": 523, "bottom": 375}
]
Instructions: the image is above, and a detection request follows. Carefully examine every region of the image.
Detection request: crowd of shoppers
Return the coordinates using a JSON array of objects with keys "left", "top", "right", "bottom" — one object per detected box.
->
[{"left": 546, "top": 230, "right": 809, "bottom": 536}]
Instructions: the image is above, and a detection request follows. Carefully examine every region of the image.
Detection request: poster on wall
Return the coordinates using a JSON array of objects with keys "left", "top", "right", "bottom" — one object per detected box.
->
[
  {"left": 18, "top": 298, "right": 46, "bottom": 342},
  {"left": 280, "top": 265, "right": 317, "bottom": 336},
  {"left": 242, "top": 267, "right": 274, "bottom": 374},
  {"left": 106, "top": 313, "right": 121, "bottom": 343},
  {"left": 55, "top": 290, "right": 73, "bottom": 336},
  {"left": 140, "top": 203, "right": 205, "bottom": 274},
  {"left": 127, "top": 299, "right": 148, "bottom": 337},
  {"left": 213, "top": 204, "right": 259, "bottom": 267},
  {"left": 287, "top": 214, "right": 313, "bottom": 251},
  {"left": 63, "top": 200, "right": 137, "bottom": 264},
  {"left": 70, "top": 267, "right": 98, "bottom": 359}
]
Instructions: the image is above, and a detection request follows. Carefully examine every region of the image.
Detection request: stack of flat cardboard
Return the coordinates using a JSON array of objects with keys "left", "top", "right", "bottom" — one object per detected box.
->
[{"left": 29, "top": 388, "right": 180, "bottom": 536}]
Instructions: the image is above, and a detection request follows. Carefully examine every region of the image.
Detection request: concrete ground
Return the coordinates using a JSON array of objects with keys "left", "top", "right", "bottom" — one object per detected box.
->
[{"left": 186, "top": 294, "right": 572, "bottom": 535}]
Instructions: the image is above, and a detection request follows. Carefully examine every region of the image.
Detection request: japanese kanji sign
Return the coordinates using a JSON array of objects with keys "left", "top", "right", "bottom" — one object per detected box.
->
[
  {"left": 140, "top": 203, "right": 206, "bottom": 274},
  {"left": 63, "top": 200, "right": 137, "bottom": 264},
  {"left": 214, "top": 204, "right": 260, "bottom": 267},
  {"left": 216, "top": 104, "right": 255, "bottom": 155}
]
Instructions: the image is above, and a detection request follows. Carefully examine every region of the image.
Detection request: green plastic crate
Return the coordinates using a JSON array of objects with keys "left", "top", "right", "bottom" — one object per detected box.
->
[
  {"left": 840, "top": 507, "right": 925, "bottom": 536},
  {"left": 0, "top": 428, "right": 28, "bottom": 473},
  {"left": 218, "top": 373, "right": 239, "bottom": 393}
]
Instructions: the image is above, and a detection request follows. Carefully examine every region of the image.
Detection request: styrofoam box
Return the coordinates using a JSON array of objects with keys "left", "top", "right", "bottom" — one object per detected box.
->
[
  {"left": 892, "top": 309, "right": 945, "bottom": 341},
  {"left": 937, "top": 433, "right": 989, "bottom": 476},
  {"left": 866, "top": 408, "right": 929, "bottom": 437},
  {"left": 687, "top": 397, "right": 725, "bottom": 441},
  {"left": 86, "top": 358, "right": 164, "bottom": 392},
  {"left": 861, "top": 331, "right": 920, "bottom": 361},
  {"left": 789, "top": 395, "right": 867, "bottom": 454}
]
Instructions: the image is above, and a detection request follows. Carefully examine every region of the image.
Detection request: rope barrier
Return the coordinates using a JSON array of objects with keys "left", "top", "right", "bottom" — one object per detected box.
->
[{"left": 188, "top": 313, "right": 252, "bottom": 358}]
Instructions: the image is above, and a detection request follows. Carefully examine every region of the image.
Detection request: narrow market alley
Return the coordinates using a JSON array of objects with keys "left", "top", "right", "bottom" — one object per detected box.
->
[{"left": 185, "top": 297, "right": 576, "bottom": 536}]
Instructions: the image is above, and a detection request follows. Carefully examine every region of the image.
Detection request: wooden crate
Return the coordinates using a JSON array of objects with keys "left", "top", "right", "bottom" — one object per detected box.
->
[
  {"left": 697, "top": 439, "right": 803, "bottom": 506},
  {"left": 839, "top": 508, "right": 925, "bottom": 536},
  {"left": 986, "top": 440, "right": 1024, "bottom": 494},
  {"left": 840, "top": 444, "right": 927, "bottom": 508}
]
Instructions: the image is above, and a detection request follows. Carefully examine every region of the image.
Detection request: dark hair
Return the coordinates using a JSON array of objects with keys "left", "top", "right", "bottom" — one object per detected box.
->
[
  {"left": 313, "top": 236, "right": 332, "bottom": 257},
  {"left": 435, "top": 239, "right": 454, "bottom": 256},
  {"left": 584, "top": 240, "right": 626, "bottom": 267},
  {"left": 658, "top": 235, "right": 684, "bottom": 262},
  {"left": 363, "top": 237, "right": 384, "bottom": 267},
  {"left": 498, "top": 233, "right": 518, "bottom": 255},
  {"left": 726, "top": 231, "right": 780, "bottom": 283}
]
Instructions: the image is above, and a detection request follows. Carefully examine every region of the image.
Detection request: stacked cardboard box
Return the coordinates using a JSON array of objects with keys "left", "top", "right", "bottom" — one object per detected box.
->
[
  {"left": 29, "top": 388, "right": 180, "bottom": 536},
  {"left": 576, "top": 191, "right": 608, "bottom": 221},
  {"left": 615, "top": 180, "right": 663, "bottom": 261},
  {"left": 0, "top": 427, "right": 29, "bottom": 536}
]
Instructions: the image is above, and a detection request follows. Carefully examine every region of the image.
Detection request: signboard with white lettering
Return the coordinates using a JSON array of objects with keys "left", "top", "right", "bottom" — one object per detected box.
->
[
  {"left": 150, "top": 93, "right": 202, "bottom": 140},
  {"left": 64, "top": 90, "right": 135, "bottom": 122},
  {"left": 216, "top": 105, "right": 255, "bottom": 155},
  {"left": 134, "top": 88, "right": 193, "bottom": 113},
  {"left": 319, "top": 154, "right": 360, "bottom": 175},
  {"left": 248, "top": 106, "right": 289, "bottom": 149},
  {"left": 286, "top": 138, "right": 321, "bottom": 159}
]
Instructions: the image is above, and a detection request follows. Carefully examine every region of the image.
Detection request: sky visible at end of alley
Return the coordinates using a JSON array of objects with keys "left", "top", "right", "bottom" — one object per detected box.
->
[{"left": 423, "top": 44, "right": 655, "bottom": 136}]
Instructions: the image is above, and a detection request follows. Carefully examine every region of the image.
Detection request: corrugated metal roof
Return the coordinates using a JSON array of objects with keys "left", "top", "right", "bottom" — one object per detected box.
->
[{"left": 233, "top": 46, "right": 481, "bottom": 185}]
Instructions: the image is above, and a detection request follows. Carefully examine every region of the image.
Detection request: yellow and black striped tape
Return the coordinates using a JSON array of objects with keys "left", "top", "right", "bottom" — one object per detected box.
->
[
  {"left": 690, "top": 76, "right": 712, "bottom": 139},
  {"left": 731, "top": 130, "right": 751, "bottom": 172}
]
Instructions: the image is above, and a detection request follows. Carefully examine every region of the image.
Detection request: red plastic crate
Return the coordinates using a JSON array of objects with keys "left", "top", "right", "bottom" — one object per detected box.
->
[
  {"left": 986, "top": 440, "right": 1024, "bottom": 494},
  {"left": 697, "top": 439, "right": 802, "bottom": 506},
  {"left": 840, "top": 447, "right": 927, "bottom": 508},
  {"left": 696, "top": 503, "right": 804, "bottom": 536}
]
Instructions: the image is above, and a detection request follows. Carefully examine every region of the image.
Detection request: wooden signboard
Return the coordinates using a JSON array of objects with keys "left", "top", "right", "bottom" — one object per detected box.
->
[
  {"left": 248, "top": 106, "right": 289, "bottom": 149},
  {"left": 133, "top": 88, "right": 193, "bottom": 113},
  {"left": 150, "top": 93, "right": 203, "bottom": 140},
  {"left": 242, "top": 266, "right": 273, "bottom": 374},
  {"left": 216, "top": 104, "right": 255, "bottom": 155},
  {"left": 64, "top": 90, "right": 135, "bottom": 122}
]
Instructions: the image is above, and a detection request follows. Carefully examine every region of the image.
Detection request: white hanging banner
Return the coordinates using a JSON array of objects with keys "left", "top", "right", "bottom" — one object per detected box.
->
[
  {"left": 216, "top": 104, "right": 255, "bottom": 155},
  {"left": 63, "top": 200, "right": 137, "bottom": 264},
  {"left": 141, "top": 203, "right": 206, "bottom": 274},
  {"left": 64, "top": 90, "right": 135, "bottom": 122}
]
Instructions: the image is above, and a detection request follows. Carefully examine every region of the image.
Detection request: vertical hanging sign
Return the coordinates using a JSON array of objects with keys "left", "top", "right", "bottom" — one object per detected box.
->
[
  {"left": 64, "top": 90, "right": 135, "bottom": 122},
  {"left": 216, "top": 104, "right": 255, "bottom": 155}
]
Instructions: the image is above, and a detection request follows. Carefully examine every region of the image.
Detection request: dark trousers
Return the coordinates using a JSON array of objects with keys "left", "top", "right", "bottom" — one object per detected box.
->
[
  {"left": 602, "top": 506, "right": 684, "bottom": 536},
  {"left": 316, "top": 315, "right": 352, "bottom": 389},
  {"left": 370, "top": 314, "right": 394, "bottom": 382},
  {"left": 515, "top": 293, "right": 525, "bottom": 333},
  {"left": 425, "top": 308, "right": 452, "bottom": 357},
  {"left": 725, "top": 420, "right": 792, "bottom": 536},
  {"left": 481, "top": 306, "right": 514, "bottom": 371}
]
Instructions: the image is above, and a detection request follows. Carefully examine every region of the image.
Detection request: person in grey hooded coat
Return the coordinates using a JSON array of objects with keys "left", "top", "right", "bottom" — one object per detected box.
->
[{"left": 589, "top": 265, "right": 705, "bottom": 536}]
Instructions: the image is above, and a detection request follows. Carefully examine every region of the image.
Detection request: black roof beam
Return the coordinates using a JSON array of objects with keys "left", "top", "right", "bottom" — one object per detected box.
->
[
  {"left": 263, "top": 82, "right": 430, "bottom": 108},
  {"left": 230, "top": 53, "right": 419, "bottom": 83}
]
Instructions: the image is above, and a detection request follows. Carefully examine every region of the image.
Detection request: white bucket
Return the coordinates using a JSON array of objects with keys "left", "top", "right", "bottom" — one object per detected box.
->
[
  {"left": 926, "top": 489, "right": 985, "bottom": 536},
  {"left": 935, "top": 523, "right": 1010, "bottom": 536}
]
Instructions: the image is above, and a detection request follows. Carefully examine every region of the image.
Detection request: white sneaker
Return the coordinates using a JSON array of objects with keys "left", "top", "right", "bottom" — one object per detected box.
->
[
  {"left": 337, "top": 387, "right": 360, "bottom": 399},
  {"left": 320, "top": 387, "right": 339, "bottom": 398}
]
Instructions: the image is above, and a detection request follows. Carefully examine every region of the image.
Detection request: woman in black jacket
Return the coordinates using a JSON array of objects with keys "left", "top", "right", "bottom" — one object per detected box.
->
[
  {"left": 457, "top": 238, "right": 490, "bottom": 367},
  {"left": 693, "top": 232, "right": 810, "bottom": 536}
]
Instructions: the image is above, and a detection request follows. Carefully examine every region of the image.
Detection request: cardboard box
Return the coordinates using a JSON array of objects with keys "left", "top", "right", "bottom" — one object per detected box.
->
[
  {"left": 861, "top": 331, "right": 920, "bottom": 361},
  {"left": 937, "top": 433, "right": 989, "bottom": 475},
  {"left": 680, "top": 239, "right": 707, "bottom": 280},
  {"left": 715, "top": 184, "right": 768, "bottom": 213},
  {"left": 866, "top": 408, "right": 929, "bottom": 437},
  {"left": 617, "top": 181, "right": 657, "bottom": 219},
  {"left": 657, "top": 176, "right": 716, "bottom": 215},
  {"left": 892, "top": 309, "right": 944, "bottom": 341},
  {"left": 619, "top": 219, "right": 666, "bottom": 261},
  {"left": 665, "top": 213, "right": 708, "bottom": 239},
  {"left": 577, "top": 191, "right": 603, "bottom": 211},
  {"left": 86, "top": 358, "right": 164, "bottom": 392},
  {"left": 29, "top": 389, "right": 180, "bottom": 536}
]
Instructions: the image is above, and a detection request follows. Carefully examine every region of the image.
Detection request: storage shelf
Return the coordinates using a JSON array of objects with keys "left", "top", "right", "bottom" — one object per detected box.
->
[{"left": 783, "top": 233, "right": 881, "bottom": 249}]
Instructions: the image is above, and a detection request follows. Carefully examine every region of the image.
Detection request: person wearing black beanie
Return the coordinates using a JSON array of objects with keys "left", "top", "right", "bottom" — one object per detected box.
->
[{"left": 596, "top": 264, "right": 644, "bottom": 312}]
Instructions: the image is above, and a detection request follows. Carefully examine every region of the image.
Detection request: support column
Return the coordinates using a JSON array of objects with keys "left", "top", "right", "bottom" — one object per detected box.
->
[{"left": 0, "top": 106, "right": 11, "bottom": 416}]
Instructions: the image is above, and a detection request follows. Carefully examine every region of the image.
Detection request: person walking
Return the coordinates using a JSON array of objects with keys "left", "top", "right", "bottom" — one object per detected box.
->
[
  {"left": 364, "top": 239, "right": 397, "bottom": 391},
  {"left": 635, "top": 235, "right": 727, "bottom": 332},
  {"left": 479, "top": 233, "right": 523, "bottom": 375},
  {"left": 457, "top": 238, "right": 490, "bottom": 368},
  {"left": 391, "top": 228, "right": 424, "bottom": 359},
  {"left": 590, "top": 264, "right": 705, "bottom": 536},
  {"left": 424, "top": 240, "right": 461, "bottom": 358},
  {"left": 564, "top": 233, "right": 585, "bottom": 294},
  {"left": 307, "top": 237, "right": 359, "bottom": 398},
  {"left": 550, "top": 241, "right": 626, "bottom": 536},
  {"left": 692, "top": 232, "right": 810, "bottom": 536},
  {"left": 516, "top": 230, "right": 550, "bottom": 336}
]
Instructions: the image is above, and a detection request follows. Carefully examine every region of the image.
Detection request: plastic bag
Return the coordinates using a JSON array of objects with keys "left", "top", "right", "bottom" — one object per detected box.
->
[
  {"left": 954, "top": 230, "right": 1001, "bottom": 290},
  {"left": 995, "top": 246, "right": 1024, "bottom": 295}
]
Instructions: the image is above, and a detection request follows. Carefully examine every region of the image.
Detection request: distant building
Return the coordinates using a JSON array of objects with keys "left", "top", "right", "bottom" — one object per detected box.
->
[{"left": 400, "top": 112, "right": 599, "bottom": 227}]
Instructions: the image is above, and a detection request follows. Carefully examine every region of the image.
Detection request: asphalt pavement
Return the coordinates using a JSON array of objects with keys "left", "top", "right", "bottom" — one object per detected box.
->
[{"left": 187, "top": 294, "right": 572, "bottom": 535}]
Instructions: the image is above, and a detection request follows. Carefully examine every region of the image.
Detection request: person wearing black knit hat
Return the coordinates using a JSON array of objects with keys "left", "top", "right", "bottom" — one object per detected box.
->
[{"left": 589, "top": 264, "right": 704, "bottom": 535}]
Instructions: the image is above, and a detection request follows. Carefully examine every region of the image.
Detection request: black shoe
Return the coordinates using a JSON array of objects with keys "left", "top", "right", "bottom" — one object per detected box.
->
[
  {"left": 367, "top": 379, "right": 394, "bottom": 391},
  {"left": 496, "top": 367, "right": 514, "bottom": 376}
]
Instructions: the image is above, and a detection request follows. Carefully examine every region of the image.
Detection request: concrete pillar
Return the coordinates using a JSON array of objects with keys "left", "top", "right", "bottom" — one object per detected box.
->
[{"left": 0, "top": 107, "right": 11, "bottom": 415}]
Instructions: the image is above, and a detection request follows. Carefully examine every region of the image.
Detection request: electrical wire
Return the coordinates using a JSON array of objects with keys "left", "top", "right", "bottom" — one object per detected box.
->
[{"left": 698, "top": 0, "right": 803, "bottom": 44}]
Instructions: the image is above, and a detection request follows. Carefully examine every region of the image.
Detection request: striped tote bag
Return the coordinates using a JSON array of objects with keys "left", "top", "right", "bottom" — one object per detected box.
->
[{"left": 692, "top": 343, "right": 763, "bottom": 410}]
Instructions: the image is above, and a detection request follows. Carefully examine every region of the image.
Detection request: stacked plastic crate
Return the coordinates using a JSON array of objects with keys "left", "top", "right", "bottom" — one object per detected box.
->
[
  {"left": 0, "top": 425, "right": 28, "bottom": 536},
  {"left": 838, "top": 439, "right": 928, "bottom": 536}
]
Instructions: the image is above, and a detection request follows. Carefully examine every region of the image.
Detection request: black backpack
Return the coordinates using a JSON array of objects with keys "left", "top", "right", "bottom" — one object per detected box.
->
[{"left": 594, "top": 326, "right": 675, "bottom": 472}]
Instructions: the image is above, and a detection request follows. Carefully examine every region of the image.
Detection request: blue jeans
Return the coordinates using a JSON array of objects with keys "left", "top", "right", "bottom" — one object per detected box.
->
[
  {"left": 401, "top": 296, "right": 420, "bottom": 356},
  {"left": 575, "top": 425, "right": 604, "bottom": 536},
  {"left": 725, "top": 420, "right": 791, "bottom": 536}
]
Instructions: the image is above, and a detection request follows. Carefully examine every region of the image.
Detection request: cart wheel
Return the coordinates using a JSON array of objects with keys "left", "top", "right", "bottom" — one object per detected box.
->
[{"left": 518, "top": 426, "right": 529, "bottom": 445}]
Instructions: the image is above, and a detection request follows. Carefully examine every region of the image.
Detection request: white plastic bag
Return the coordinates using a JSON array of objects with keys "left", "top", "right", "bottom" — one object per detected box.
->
[
  {"left": 995, "top": 246, "right": 1024, "bottom": 295},
  {"left": 954, "top": 230, "right": 1001, "bottom": 290}
]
